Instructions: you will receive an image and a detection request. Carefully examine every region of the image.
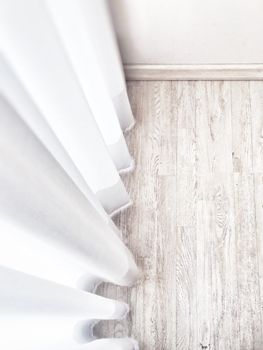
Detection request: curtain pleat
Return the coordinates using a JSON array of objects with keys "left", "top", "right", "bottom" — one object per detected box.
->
[
  {"left": 0, "top": 55, "right": 107, "bottom": 221},
  {"left": 0, "top": 0, "right": 138, "bottom": 348},
  {"left": 69, "top": 0, "right": 135, "bottom": 132},
  {"left": 47, "top": 0, "right": 134, "bottom": 172},
  {"left": 0, "top": 266, "right": 137, "bottom": 349}
]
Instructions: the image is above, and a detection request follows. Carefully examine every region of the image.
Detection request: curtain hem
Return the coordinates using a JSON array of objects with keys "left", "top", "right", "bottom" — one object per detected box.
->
[
  {"left": 123, "top": 117, "right": 136, "bottom": 134},
  {"left": 109, "top": 199, "right": 133, "bottom": 218}
]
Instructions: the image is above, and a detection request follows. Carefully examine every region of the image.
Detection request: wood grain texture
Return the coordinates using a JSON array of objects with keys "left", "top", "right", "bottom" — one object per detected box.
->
[
  {"left": 124, "top": 65, "right": 263, "bottom": 81},
  {"left": 96, "top": 81, "right": 263, "bottom": 349}
]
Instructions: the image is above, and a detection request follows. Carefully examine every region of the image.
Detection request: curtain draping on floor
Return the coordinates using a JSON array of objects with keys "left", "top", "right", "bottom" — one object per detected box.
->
[{"left": 0, "top": 0, "right": 139, "bottom": 349}]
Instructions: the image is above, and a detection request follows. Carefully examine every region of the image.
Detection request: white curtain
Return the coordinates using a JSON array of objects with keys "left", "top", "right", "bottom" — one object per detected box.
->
[{"left": 0, "top": 1, "right": 139, "bottom": 349}]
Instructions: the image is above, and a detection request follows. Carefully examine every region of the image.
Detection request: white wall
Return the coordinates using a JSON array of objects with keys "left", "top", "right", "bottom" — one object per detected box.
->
[{"left": 109, "top": 0, "right": 263, "bottom": 64}]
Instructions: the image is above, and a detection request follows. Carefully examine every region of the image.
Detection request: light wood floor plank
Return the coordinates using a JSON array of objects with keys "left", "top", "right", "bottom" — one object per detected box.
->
[
  {"left": 176, "top": 226, "right": 197, "bottom": 349},
  {"left": 176, "top": 81, "right": 197, "bottom": 227},
  {"left": 231, "top": 82, "right": 253, "bottom": 173},
  {"left": 157, "top": 81, "right": 176, "bottom": 176},
  {"left": 156, "top": 176, "right": 177, "bottom": 349},
  {"left": 250, "top": 82, "right": 263, "bottom": 173},
  {"left": 196, "top": 199, "right": 214, "bottom": 349},
  {"left": 195, "top": 81, "right": 233, "bottom": 175},
  {"left": 254, "top": 173, "right": 263, "bottom": 350},
  {"left": 197, "top": 173, "right": 239, "bottom": 350},
  {"left": 175, "top": 81, "right": 198, "bottom": 349},
  {"left": 233, "top": 174, "right": 262, "bottom": 349}
]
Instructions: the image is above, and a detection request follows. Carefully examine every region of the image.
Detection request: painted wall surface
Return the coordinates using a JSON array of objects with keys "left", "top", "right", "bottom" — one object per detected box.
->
[{"left": 109, "top": 0, "right": 263, "bottom": 64}]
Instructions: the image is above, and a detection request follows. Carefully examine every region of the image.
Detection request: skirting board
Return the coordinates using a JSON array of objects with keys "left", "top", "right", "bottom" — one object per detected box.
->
[{"left": 124, "top": 64, "right": 263, "bottom": 81}]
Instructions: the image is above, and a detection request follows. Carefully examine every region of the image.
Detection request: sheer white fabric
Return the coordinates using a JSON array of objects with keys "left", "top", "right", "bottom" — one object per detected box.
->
[
  {"left": 0, "top": 0, "right": 134, "bottom": 215},
  {"left": 0, "top": 267, "right": 138, "bottom": 350},
  {"left": 0, "top": 0, "right": 138, "bottom": 349}
]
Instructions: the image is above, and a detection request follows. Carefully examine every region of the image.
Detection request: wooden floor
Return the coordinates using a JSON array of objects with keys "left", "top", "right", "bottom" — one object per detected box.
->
[{"left": 97, "top": 81, "right": 263, "bottom": 350}]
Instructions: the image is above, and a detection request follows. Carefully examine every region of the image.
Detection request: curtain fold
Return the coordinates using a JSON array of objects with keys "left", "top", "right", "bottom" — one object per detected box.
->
[
  {"left": 0, "top": 94, "right": 138, "bottom": 287},
  {"left": 0, "top": 0, "right": 134, "bottom": 215},
  {"left": 0, "top": 0, "right": 138, "bottom": 349},
  {"left": 0, "top": 266, "right": 137, "bottom": 349},
  {"left": 47, "top": 0, "right": 134, "bottom": 172}
]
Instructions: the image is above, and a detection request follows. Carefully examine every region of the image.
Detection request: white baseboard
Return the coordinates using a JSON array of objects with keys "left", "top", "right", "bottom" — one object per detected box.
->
[{"left": 124, "top": 64, "right": 263, "bottom": 81}]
